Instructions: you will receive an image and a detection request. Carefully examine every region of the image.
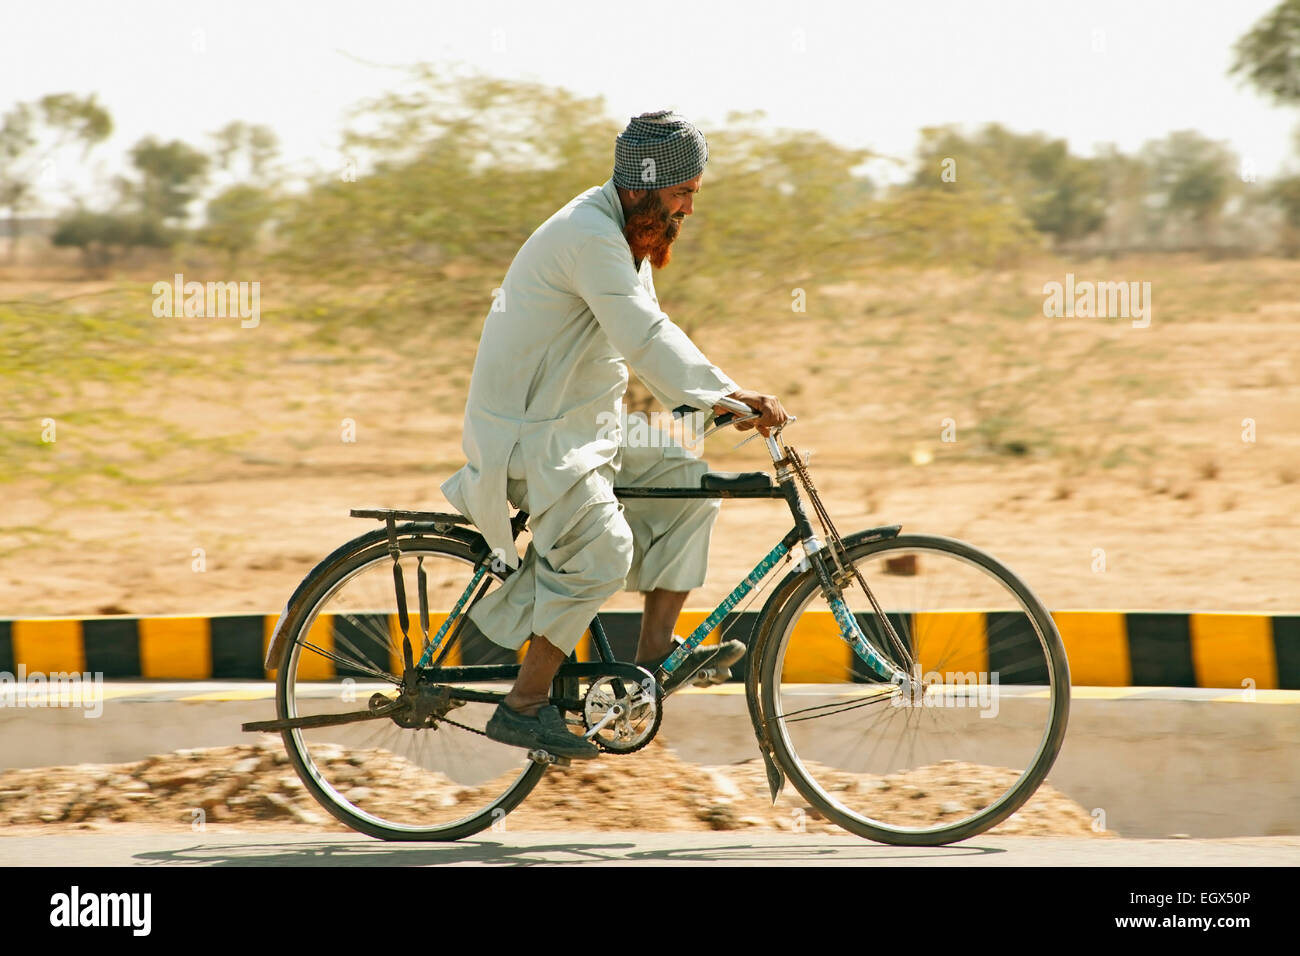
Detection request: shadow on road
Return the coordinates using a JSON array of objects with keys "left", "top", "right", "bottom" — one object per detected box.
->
[{"left": 132, "top": 837, "right": 1005, "bottom": 867}]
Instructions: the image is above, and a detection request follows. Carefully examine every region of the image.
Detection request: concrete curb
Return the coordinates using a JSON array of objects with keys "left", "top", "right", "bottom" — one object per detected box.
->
[{"left": 1, "top": 610, "right": 1298, "bottom": 687}]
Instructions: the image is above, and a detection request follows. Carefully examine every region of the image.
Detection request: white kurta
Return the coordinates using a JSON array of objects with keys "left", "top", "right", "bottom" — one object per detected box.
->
[{"left": 440, "top": 178, "right": 740, "bottom": 569}]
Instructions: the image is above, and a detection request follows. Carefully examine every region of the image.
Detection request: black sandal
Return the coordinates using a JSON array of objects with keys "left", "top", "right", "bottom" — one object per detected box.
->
[{"left": 484, "top": 702, "right": 600, "bottom": 759}]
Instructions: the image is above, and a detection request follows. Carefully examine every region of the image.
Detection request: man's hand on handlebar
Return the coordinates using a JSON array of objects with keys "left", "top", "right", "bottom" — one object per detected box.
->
[{"left": 714, "top": 389, "right": 790, "bottom": 438}]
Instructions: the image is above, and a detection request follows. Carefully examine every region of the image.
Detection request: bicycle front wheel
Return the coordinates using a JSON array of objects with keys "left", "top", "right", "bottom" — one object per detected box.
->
[
  {"left": 758, "top": 533, "right": 1070, "bottom": 845},
  {"left": 273, "top": 530, "right": 573, "bottom": 841}
]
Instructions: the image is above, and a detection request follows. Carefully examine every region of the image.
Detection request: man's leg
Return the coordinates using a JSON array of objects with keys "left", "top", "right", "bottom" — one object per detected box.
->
[
  {"left": 635, "top": 588, "right": 690, "bottom": 664},
  {"left": 489, "top": 490, "right": 631, "bottom": 720},
  {"left": 503, "top": 633, "right": 567, "bottom": 716},
  {"left": 483, "top": 465, "right": 633, "bottom": 757},
  {"left": 472, "top": 446, "right": 630, "bottom": 713},
  {"left": 616, "top": 441, "right": 745, "bottom": 686}
]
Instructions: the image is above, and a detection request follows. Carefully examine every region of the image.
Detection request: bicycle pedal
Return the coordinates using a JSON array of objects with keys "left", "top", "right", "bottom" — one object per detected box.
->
[
  {"left": 691, "top": 666, "right": 731, "bottom": 688},
  {"left": 527, "top": 748, "right": 571, "bottom": 767}
]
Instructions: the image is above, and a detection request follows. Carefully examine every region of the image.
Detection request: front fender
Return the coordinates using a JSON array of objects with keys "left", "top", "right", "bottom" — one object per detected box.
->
[{"left": 742, "top": 524, "right": 901, "bottom": 803}]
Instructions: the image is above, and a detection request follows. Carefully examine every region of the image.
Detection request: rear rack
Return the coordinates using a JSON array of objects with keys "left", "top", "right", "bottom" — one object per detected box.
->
[
  {"left": 351, "top": 508, "right": 531, "bottom": 545},
  {"left": 350, "top": 509, "right": 473, "bottom": 525}
]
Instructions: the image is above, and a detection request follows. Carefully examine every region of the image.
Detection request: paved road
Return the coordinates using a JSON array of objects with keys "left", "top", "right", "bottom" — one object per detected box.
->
[{"left": 4, "top": 831, "right": 1297, "bottom": 866}]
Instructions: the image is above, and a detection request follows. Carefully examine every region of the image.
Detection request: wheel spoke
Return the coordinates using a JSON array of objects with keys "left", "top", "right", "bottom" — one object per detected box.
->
[
  {"left": 774, "top": 688, "right": 896, "bottom": 722},
  {"left": 760, "top": 535, "right": 1069, "bottom": 845},
  {"left": 299, "top": 639, "right": 395, "bottom": 683},
  {"left": 272, "top": 535, "right": 577, "bottom": 840}
]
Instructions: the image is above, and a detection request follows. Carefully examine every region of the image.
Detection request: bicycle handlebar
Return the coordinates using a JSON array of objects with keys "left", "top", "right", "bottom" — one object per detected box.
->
[
  {"left": 671, "top": 397, "right": 796, "bottom": 447},
  {"left": 672, "top": 396, "right": 754, "bottom": 427}
]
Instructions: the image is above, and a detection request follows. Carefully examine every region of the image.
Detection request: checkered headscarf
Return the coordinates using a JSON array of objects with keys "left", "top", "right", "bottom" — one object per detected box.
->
[{"left": 613, "top": 110, "right": 709, "bottom": 190}]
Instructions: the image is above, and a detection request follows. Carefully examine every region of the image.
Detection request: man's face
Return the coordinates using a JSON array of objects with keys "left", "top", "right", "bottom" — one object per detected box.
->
[
  {"left": 623, "top": 174, "right": 702, "bottom": 270},
  {"left": 657, "top": 174, "right": 701, "bottom": 220}
]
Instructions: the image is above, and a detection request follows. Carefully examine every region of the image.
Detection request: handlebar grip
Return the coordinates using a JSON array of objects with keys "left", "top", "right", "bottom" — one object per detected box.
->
[
  {"left": 714, "top": 395, "right": 753, "bottom": 416},
  {"left": 672, "top": 397, "right": 752, "bottom": 427}
]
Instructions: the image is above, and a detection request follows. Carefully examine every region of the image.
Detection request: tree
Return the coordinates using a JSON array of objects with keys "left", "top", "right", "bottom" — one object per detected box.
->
[
  {"left": 1230, "top": 8, "right": 1300, "bottom": 253},
  {"left": 51, "top": 209, "right": 168, "bottom": 269},
  {"left": 199, "top": 184, "right": 276, "bottom": 266},
  {"left": 275, "top": 65, "right": 625, "bottom": 279},
  {"left": 196, "top": 122, "right": 281, "bottom": 265},
  {"left": 1139, "top": 130, "right": 1239, "bottom": 249},
  {"left": 1092, "top": 144, "right": 1156, "bottom": 253},
  {"left": 209, "top": 120, "right": 279, "bottom": 186},
  {"left": 1270, "top": 174, "right": 1300, "bottom": 254},
  {"left": 1230, "top": 0, "right": 1300, "bottom": 107},
  {"left": 51, "top": 135, "right": 208, "bottom": 264},
  {"left": 908, "top": 123, "right": 1107, "bottom": 247},
  {"left": 0, "top": 93, "right": 111, "bottom": 261},
  {"left": 118, "top": 137, "right": 209, "bottom": 227}
]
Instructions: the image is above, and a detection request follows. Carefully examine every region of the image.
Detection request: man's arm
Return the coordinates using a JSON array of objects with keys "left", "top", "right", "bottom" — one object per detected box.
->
[{"left": 571, "top": 232, "right": 739, "bottom": 411}]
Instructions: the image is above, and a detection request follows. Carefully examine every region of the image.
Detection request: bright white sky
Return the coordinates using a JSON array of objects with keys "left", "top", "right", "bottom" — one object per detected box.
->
[{"left": 3, "top": 0, "right": 1295, "bottom": 210}]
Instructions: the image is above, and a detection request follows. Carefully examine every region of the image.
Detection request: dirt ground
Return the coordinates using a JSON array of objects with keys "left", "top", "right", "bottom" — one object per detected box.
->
[
  {"left": 3, "top": 257, "right": 1298, "bottom": 619},
  {"left": 0, "top": 736, "right": 1108, "bottom": 838}
]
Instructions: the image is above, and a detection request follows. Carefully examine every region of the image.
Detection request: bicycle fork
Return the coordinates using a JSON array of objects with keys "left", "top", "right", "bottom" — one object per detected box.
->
[
  {"left": 774, "top": 434, "right": 918, "bottom": 697},
  {"left": 810, "top": 544, "right": 917, "bottom": 696}
]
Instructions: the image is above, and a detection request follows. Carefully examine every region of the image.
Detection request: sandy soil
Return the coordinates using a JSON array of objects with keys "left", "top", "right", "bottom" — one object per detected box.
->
[
  {"left": 0, "top": 736, "right": 1107, "bottom": 838},
  {"left": 3, "top": 258, "right": 1298, "bottom": 619}
]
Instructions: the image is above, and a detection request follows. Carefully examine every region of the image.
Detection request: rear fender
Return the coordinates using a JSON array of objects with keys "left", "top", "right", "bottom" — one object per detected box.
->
[{"left": 264, "top": 522, "right": 492, "bottom": 672}]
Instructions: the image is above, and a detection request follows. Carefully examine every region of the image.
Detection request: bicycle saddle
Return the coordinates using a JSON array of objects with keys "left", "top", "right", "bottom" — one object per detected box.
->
[{"left": 700, "top": 471, "right": 775, "bottom": 491}]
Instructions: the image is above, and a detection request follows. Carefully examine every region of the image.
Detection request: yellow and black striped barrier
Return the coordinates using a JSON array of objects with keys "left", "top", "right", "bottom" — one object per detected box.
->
[{"left": 0, "top": 610, "right": 1296, "bottom": 688}]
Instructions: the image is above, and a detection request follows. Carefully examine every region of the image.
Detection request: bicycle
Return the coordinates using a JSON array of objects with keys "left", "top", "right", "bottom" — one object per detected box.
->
[{"left": 244, "top": 396, "right": 1070, "bottom": 846}]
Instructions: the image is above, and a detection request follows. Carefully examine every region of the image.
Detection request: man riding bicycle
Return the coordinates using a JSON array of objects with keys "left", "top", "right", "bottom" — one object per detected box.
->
[{"left": 440, "top": 110, "right": 789, "bottom": 759}]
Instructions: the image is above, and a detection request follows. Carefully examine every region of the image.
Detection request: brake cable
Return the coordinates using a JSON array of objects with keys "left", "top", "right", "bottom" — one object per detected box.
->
[{"left": 778, "top": 434, "right": 916, "bottom": 673}]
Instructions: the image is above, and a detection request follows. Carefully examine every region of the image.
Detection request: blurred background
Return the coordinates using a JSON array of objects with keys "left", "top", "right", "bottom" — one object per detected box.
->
[{"left": 2, "top": 0, "right": 1297, "bottom": 618}]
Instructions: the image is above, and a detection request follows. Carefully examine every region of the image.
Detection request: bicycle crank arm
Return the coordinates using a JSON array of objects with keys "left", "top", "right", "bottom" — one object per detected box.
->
[{"left": 583, "top": 703, "right": 624, "bottom": 740}]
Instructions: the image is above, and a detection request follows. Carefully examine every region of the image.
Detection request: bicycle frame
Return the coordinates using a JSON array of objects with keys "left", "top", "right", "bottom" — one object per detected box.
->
[
  {"left": 406, "top": 417, "right": 912, "bottom": 698},
  {"left": 249, "top": 400, "right": 1069, "bottom": 843}
]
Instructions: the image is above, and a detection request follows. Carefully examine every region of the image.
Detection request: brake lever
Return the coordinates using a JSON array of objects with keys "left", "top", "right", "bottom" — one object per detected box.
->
[
  {"left": 698, "top": 411, "right": 760, "bottom": 441},
  {"left": 706, "top": 413, "right": 799, "bottom": 447},
  {"left": 673, "top": 403, "right": 797, "bottom": 444}
]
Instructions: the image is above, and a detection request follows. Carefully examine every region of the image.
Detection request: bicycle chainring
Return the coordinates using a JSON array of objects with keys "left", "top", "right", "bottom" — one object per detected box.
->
[{"left": 582, "top": 669, "right": 661, "bottom": 754}]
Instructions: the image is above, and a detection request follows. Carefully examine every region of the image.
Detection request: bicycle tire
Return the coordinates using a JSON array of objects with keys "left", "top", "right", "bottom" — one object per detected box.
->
[
  {"left": 272, "top": 526, "right": 577, "bottom": 841},
  {"left": 757, "top": 532, "right": 1070, "bottom": 845}
]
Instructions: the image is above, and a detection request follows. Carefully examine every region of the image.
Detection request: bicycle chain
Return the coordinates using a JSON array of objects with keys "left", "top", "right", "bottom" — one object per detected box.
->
[{"left": 431, "top": 714, "right": 488, "bottom": 737}]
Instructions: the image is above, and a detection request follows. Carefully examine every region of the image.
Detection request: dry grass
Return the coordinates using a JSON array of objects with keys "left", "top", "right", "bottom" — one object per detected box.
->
[{"left": 1, "top": 255, "right": 1298, "bottom": 615}]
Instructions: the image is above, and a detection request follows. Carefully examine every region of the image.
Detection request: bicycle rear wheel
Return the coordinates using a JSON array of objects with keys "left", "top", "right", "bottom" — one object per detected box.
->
[
  {"left": 758, "top": 533, "right": 1070, "bottom": 845},
  {"left": 273, "top": 529, "right": 574, "bottom": 840}
]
